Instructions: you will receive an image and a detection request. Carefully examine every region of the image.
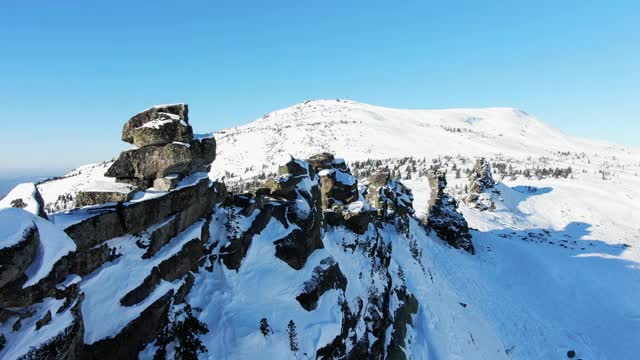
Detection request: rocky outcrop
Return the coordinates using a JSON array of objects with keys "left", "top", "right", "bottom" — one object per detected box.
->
[
  {"left": 65, "top": 178, "right": 223, "bottom": 251},
  {"left": 85, "top": 290, "right": 174, "bottom": 360},
  {"left": 100, "top": 104, "right": 216, "bottom": 195},
  {"left": 105, "top": 143, "right": 193, "bottom": 181},
  {"left": 0, "top": 224, "right": 38, "bottom": 288},
  {"left": 18, "top": 294, "right": 85, "bottom": 360},
  {"left": 296, "top": 257, "right": 347, "bottom": 311},
  {"left": 307, "top": 153, "right": 371, "bottom": 234},
  {"left": 271, "top": 158, "right": 324, "bottom": 269},
  {"left": 425, "top": 170, "right": 474, "bottom": 254},
  {"left": 465, "top": 158, "right": 497, "bottom": 211},
  {"left": 121, "top": 104, "right": 190, "bottom": 144},
  {"left": 365, "top": 168, "right": 414, "bottom": 233},
  {"left": 74, "top": 189, "right": 136, "bottom": 208}
]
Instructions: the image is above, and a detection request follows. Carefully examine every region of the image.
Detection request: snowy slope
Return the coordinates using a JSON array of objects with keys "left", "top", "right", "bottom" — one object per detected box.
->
[
  {"left": 210, "top": 99, "right": 637, "bottom": 182},
  {"left": 203, "top": 99, "right": 640, "bottom": 359}
]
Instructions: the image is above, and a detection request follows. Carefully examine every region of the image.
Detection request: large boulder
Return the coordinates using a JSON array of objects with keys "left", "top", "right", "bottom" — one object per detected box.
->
[
  {"left": 130, "top": 116, "right": 193, "bottom": 147},
  {"left": 0, "top": 209, "right": 39, "bottom": 288},
  {"left": 122, "top": 104, "right": 189, "bottom": 144},
  {"left": 105, "top": 143, "right": 193, "bottom": 180}
]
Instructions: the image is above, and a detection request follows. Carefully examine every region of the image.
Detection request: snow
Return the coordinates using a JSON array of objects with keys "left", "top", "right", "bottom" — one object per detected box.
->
[
  {"left": 0, "top": 207, "right": 76, "bottom": 288},
  {"left": 80, "top": 220, "right": 205, "bottom": 344},
  {"left": 204, "top": 99, "right": 640, "bottom": 359},
  {"left": 23, "top": 212, "right": 77, "bottom": 288},
  {"left": 0, "top": 182, "right": 42, "bottom": 216},
  {"left": 138, "top": 118, "right": 175, "bottom": 129},
  {"left": 210, "top": 99, "right": 638, "bottom": 184},
  {"left": 0, "top": 207, "right": 36, "bottom": 249},
  {"left": 0, "top": 297, "right": 76, "bottom": 360}
]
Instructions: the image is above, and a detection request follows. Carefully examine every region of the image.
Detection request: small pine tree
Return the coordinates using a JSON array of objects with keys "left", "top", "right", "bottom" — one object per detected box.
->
[
  {"left": 287, "top": 320, "right": 299, "bottom": 352},
  {"left": 260, "top": 318, "right": 272, "bottom": 337}
]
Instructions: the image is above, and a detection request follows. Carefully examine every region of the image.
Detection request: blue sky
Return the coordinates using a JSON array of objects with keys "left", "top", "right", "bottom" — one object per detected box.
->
[{"left": 0, "top": 0, "right": 638, "bottom": 170}]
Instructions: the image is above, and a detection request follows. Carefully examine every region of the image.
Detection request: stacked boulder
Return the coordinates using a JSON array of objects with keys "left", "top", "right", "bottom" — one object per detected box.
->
[
  {"left": 465, "top": 158, "right": 497, "bottom": 211},
  {"left": 308, "top": 153, "right": 371, "bottom": 234},
  {"left": 425, "top": 170, "right": 474, "bottom": 254},
  {"left": 105, "top": 104, "right": 216, "bottom": 192}
]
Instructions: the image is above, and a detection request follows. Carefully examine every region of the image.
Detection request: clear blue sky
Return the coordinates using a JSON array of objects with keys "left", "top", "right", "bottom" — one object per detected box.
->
[{"left": 1, "top": 0, "right": 638, "bottom": 170}]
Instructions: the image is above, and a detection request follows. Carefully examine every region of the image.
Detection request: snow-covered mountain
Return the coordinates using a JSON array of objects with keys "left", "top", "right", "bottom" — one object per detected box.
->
[
  {"left": 1, "top": 100, "right": 639, "bottom": 360},
  {"left": 210, "top": 99, "right": 635, "bottom": 182}
]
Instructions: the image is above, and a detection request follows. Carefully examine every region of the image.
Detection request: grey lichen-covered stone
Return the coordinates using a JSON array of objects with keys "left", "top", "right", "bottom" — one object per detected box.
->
[
  {"left": 465, "top": 158, "right": 497, "bottom": 211},
  {"left": 75, "top": 189, "right": 137, "bottom": 207},
  {"left": 468, "top": 157, "right": 495, "bottom": 193},
  {"left": 84, "top": 290, "right": 174, "bottom": 360},
  {"left": 130, "top": 118, "right": 193, "bottom": 147},
  {"left": 0, "top": 225, "right": 38, "bottom": 288},
  {"left": 65, "top": 178, "right": 223, "bottom": 251},
  {"left": 152, "top": 176, "right": 181, "bottom": 192},
  {"left": 105, "top": 143, "right": 193, "bottom": 180},
  {"left": 122, "top": 104, "right": 189, "bottom": 144},
  {"left": 189, "top": 136, "right": 216, "bottom": 173}
]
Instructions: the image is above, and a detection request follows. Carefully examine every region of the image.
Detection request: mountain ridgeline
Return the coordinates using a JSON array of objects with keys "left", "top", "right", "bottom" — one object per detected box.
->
[{"left": 1, "top": 100, "right": 639, "bottom": 359}]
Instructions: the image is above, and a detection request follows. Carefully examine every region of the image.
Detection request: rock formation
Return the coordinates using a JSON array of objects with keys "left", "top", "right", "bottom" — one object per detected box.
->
[
  {"left": 425, "top": 170, "right": 474, "bottom": 254},
  {"left": 103, "top": 104, "right": 216, "bottom": 194},
  {"left": 465, "top": 157, "right": 497, "bottom": 211},
  {"left": 308, "top": 153, "right": 371, "bottom": 234},
  {"left": 0, "top": 104, "right": 225, "bottom": 359}
]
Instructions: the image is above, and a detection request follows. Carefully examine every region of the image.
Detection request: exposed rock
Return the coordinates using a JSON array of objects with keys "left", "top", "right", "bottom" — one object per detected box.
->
[
  {"left": 221, "top": 202, "right": 282, "bottom": 270},
  {"left": 34, "top": 311, "right": 52, "bottom": 330},
  {"left": 122, "top": 104, "right": 189, "bottom": 144},
  {"left": 307, "top": 152, "right": 335, "bottom": 171},
  {"left": 120, "top": 267, "right": 161, "bottom": 307},
  {"left": 189, "top": 136, "right": 216, "bottom": 173},
  {"left": 130, "top": 118, "right": 193, "bottom": 147},
  {"left": 296, "top": 257, "right": 347, "bottom": 311},
  {"left": 468, "top": 158, "right": 495, "bottom": 193},
  {"left": 271, "top": 158, "right": 324, "bottom": 270},
  {"left": 152, "top": 175, "right": 180, "bottom": 192},
  {"left": 84, "top": 290, "right": 174, "bottom": 360},
  {"left": 425, "top": 170, "right": 474, "bottom": 254},
  {"left": 105, "top": 143, "right": 193, "bottom": 180},
  {"left": 317, "top": 168, "right": 359, "bottom": 209},
  {"left": 366, "top": 169, "right": 414, "bottom": 232},
  {"left": 465, "top": 158, "right": 497, "bottom": 211},
  {"left": 157, "top": 239, "right": 202, "bottom": 281},
  {"left": 387, "top": 287, "right": 419, "bottom": 360},
  {"left": 75, "top": 189, "right": 137, "bottom": 208},
  {"left": 66, "top": 178, "right": 222, "bottom": 251},
  {"left": 19, "top": 294, "right": 85, "bottom": 360},
  {"left": 0, "top": 224, "right": 38, "bottom": 288}
]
